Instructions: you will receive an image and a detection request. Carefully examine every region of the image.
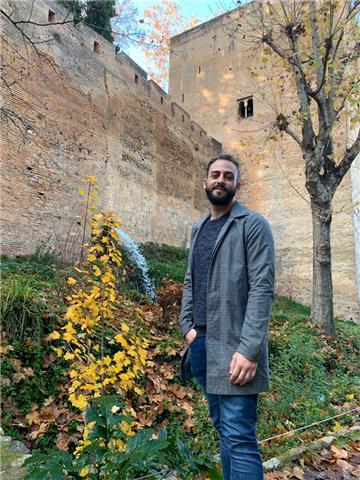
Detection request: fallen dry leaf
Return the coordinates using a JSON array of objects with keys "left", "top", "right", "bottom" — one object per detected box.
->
[
  {"left": 331, "top": 445, "right": 348, "bottom": 459},
  {"left": 336, "top": 459, "right": 353, "bottom": 471},
  {"left": 290, "top": 465, "right": 304, "bottom": 479},
  {"left": 265, "top": 471, "right": 288, "bottom": 480},
  {"left": 26, "top": 410, "right": 41, "bottom": 426},
  {"left": 43, "top": 353, "right": 57, "bottom": 369}
]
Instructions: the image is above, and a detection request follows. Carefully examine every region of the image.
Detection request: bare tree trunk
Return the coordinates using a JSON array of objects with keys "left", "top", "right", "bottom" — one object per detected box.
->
[{"left": 311, "top": 202, "right": 335, "bottom": 336}]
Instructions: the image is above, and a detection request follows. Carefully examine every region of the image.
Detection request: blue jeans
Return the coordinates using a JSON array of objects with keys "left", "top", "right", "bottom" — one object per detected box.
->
[{"left": 189, "top": 336, "right": 264, "bottom": 480}]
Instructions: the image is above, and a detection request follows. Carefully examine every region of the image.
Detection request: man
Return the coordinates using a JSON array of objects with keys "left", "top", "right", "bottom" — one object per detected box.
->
[{"left": 179, "top": 154, "right": 275, "bottom": 480}]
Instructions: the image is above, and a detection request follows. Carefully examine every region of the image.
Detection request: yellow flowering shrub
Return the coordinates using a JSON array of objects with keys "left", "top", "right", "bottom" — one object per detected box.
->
[{"left": 50, "top": 177, "right": 148, "bottom": 449}]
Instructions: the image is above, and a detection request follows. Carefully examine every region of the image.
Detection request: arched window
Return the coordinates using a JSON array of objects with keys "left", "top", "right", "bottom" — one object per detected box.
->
[{"left": 237, "top": 96, "right": 253, "bottom": 119}]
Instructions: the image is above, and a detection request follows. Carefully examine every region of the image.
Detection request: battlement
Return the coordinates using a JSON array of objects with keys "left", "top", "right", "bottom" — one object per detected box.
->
[{"left": 4, "top": 0, "right": 222, "bottom": 153}]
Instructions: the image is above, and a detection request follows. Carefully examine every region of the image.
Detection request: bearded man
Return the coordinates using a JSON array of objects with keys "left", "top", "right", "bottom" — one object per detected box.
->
[{"left": 180, "top": 154, "right": 275, "bottom": 480}]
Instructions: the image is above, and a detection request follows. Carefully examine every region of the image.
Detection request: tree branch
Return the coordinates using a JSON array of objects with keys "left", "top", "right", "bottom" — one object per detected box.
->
[{"left": 334, "top": 127, "right": 360, "bottom": 187}]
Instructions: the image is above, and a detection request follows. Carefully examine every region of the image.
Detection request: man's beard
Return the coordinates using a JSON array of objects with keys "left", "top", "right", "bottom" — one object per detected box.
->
[{"left": 206, "top": 185, "right": 236, "bottom": 206}]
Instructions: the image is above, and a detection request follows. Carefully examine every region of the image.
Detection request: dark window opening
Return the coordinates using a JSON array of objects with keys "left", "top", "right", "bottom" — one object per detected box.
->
[
  {"left": 160, "top": 96, "right": 164, "bottom": 104},
  {"left": 134, "top": 74, "right": 139, "bottom": 84},
  {"left": 198, "top": 65, "right": 201, "bottom": 74},
  {"left": 237, "top": 96, "right": 254, "bottom": 119},
  {"left": 182, "top": 93, "right": 184, "bottom": 103},
  {"left": 48, "top": 10, "right": 55, "bottom": 22},
  {"left": 93, "top": 41, "right": 100, "bottom": 54}
]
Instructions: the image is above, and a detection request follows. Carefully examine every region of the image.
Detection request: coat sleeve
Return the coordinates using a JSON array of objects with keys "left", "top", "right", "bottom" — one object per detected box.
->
[
  {"left": 236, "top": 214, "right": 275, "bottom": 362},
  {"left": 179, "top": 227, "right": 196, "bottom": 337}
]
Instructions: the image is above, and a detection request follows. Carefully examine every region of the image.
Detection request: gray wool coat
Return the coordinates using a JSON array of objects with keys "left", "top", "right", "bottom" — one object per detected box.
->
[{"left": 179, "top": 201, "right": 275, "bottom": 395}]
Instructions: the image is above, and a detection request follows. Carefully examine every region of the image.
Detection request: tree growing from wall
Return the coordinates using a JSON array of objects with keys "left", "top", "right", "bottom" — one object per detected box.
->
[
  {"left": 243, "top": 0, "right": 359, "bottom": 335},
  {"left": 84, "top": 0, "right": 116, "bottom": 42},
  {"left": 59, "top": 0, "right": 143, "bottom": 50}
]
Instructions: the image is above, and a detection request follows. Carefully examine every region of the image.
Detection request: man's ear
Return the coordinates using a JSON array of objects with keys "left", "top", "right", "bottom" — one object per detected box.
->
[
  {"left": 236, "top": 181, "right": 241, "bottom": 192},
  {"left": 203, "top": 178, "right": 207, "bottom": 190}
]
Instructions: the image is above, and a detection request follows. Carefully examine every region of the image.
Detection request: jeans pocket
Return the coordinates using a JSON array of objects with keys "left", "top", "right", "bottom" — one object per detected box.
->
[{"left": 189, "top": 336, "right": 199, "bottom": 347}]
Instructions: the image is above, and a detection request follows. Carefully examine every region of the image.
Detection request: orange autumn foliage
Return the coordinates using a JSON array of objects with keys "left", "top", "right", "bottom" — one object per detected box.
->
[{"left": 143, "top": 0, "right": 198, "bottom": 87}]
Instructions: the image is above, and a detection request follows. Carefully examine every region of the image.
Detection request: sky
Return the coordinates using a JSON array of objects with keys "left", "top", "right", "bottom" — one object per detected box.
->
[{"left": 127, "top": 0, "right": 244, "bottom": 72}]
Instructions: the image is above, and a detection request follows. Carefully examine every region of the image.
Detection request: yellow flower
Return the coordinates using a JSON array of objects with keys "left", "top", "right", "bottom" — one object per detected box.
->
[
  {"left": 70, "top": 393, "right": 88, "bottom": 410},
  {"left": 80, "top": 467, "right": 89, "bottom": 477},
  {"left": 115, "top": 438, "right": 126, "bottom": 452},
  {"left": 111, "top": 405, "right": 120, "bottom": 413},
  {"left": 92, "top": 265, "right": 102, "bottom": 277},
  {"left": 101, "top": 272, "right": 112, "bottom": 283},
  {"left": 115, "top": 334, "right": 128, "bottom": 348},
  {"left": 87, "top": 254, "right": 97, "bottom": 262},
  {"left": 49, "top": 330, "right": 60, "bottom": 340},
  {"left": 64, "top": 352, "right": 75, "bottom": 360},
  {"left": 67, "top": 277, "right": 77, "bottom": 285},
  {"left": 103, "top": 356, "right": 111, "bottom": 366},
  {"left": 120, "top": 323, "right": 129, "bottom": 333},
  {"left": 85, "top": 175, "right": 98, "bottom": 183}
]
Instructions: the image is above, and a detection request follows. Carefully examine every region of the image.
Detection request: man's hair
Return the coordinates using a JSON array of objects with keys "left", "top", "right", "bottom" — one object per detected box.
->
[{"left": 206, "top": 154, "right": 240, "bottom": 181}]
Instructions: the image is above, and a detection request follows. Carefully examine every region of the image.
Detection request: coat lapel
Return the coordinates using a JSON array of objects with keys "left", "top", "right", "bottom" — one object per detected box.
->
[{"left": 212, "top": 201, "right": 250, "bottom": 260}]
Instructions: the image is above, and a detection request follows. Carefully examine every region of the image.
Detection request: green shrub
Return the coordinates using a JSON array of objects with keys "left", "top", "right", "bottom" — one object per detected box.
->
[
  {"left": 140, "top": 242, "right": 188, "bottom": 263},
  {"left": 140, "top": 242, "right": 188, "bottom": 287}
]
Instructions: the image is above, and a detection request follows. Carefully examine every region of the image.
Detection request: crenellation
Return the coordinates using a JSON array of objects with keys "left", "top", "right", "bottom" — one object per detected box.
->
[
  {"left": 171, "top": 102, "right": 190, "bottom": 125},
  {"left": 76, "top": 23, "right": 118, "bottom": 63},
  {"left": 147, "top": 80, "right": 172, "bottom": 116},
  {"left": 190, "top": 120, "right": 207, "bottom": 139},
  {"left": 116, "top": 52, "right": 148, "bottom": 80},
  {"left": 8, "top": 0, "right": 220, "bottom": 153},
  {"left": 208, "top": 137, "right": 222, "bottom": 153}
]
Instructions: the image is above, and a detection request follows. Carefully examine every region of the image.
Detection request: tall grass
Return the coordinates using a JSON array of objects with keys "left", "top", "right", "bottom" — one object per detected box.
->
[
  {"left": 1, "top": 275, "right": 48, "bottom": 342},
  {"left": 0, "top": 249, "right": 69, "bottom": 343}
]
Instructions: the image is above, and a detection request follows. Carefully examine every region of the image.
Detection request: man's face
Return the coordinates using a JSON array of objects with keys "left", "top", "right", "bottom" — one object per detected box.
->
[{"left": 203, "top": 160, "right": 240, "bottom": 206}]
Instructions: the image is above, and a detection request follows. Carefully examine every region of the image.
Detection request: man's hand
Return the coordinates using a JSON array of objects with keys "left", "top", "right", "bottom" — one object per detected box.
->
[
  {"left": 229, "top": 352, "right": 257, "bottom": 385},
  {"left": 185, "top": 328, "right": 197, "bottom": 345}
]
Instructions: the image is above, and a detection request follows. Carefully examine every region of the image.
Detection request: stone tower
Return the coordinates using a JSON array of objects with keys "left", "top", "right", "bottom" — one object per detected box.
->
[{"left": 169, "top": 5, "right": 359, "bottom": 321}]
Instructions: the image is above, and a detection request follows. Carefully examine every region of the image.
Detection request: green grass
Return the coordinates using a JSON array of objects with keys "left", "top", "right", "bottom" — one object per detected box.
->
[
  {"left": 258, "top": 297, "right": 359, "bottom": 458},
  {"left": 140, "top": 242, "right": 188, "bottom": 287},
  {"left": 0, "top": 254, "right": 71, "bottom": 343}
]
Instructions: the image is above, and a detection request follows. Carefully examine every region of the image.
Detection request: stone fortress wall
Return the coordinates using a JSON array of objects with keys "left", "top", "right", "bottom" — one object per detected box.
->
[
  {"left": 0, "top": 0, "right": 221, "bottom": 259},
  {"left": 169, "top": 4, "right": 359, "bottom": 321}
]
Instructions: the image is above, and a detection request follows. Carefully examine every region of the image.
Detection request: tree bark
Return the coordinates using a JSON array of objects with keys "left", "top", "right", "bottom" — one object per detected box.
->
[{"left": 311, "top": 202, "right": 335, "bottom": 336}]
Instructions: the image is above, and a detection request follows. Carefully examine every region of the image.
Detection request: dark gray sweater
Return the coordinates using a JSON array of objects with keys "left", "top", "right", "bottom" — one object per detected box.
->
[{"left": 192, "top": 212, "right": 230, "bottom": 329}]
